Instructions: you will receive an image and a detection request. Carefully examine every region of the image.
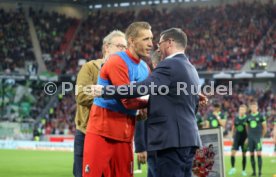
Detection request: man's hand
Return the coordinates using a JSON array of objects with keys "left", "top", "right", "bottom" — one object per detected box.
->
[
  {"left": 137, "top": 109, "right": 147, "bottom": 121},
  {"left": 199, "top": 93, "right": 208, "bottom": 107},
  {"left": 137, "top": 151, "right": 147, "bottom": 164}
]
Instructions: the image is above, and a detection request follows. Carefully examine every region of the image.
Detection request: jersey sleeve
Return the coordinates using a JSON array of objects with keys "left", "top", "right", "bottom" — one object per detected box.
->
[{"left": 261, "top": 115, "right": 266, "bottom": 124}]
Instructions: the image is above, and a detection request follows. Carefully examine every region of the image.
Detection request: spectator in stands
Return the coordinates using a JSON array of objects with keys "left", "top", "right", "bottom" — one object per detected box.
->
[{"left": 33, "top": 125, "right": 41, "bottom": 141}]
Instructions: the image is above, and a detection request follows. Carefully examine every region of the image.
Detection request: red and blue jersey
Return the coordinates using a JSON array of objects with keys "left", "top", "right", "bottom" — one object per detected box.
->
[{"left": 86, "top": 50, "right": 150, "bottom": 142}]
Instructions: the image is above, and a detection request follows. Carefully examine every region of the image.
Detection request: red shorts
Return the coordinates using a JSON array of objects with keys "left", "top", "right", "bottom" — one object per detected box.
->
[{"left": 83, "top": 132, "right": 134, "bottom": 177}]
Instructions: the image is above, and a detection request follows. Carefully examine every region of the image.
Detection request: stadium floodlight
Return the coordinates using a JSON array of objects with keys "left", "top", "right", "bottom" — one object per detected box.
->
[
  {"left": 94, "top": 4, "right": 102, "bottom": 9},
  {"left": 154, "top": 0, "right": 160, "bottom": 4},
  {"left": 141, "top": 1, "right": 146, "bottom": 5},
  {"left": 120, "top": 2, "right": 130, "bottom": 7},
  {"left": 260, "top": 62, "right": 267, "bottom": 67}
]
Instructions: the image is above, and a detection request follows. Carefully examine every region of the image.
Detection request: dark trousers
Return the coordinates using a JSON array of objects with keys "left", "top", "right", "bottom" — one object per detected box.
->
[
  {"left": 148, "top": 151, "right": 157, "bottom": 177},
  {"left": 73, "top": 130, "right": 85, "bottom": 177},
  {"left": 156, "top": 147, "right": 196, "bottom": 177}
]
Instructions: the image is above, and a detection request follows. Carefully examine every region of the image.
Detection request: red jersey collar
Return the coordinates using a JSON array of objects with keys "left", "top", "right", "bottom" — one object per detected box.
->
[{"left": 126, "top": 49, "right": 140, "bottom": 64}]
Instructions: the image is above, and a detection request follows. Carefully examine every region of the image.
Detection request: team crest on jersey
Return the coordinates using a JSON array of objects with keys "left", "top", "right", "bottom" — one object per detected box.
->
[{"left": 85, "top": 164, "right": 90, "bottom": 173}]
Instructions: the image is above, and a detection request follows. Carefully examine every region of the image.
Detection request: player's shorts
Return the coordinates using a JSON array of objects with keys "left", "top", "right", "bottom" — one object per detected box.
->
[
  {"left": 248, "top": 138, "right": 262, "bottom": 152},
  {"left": 232, "top": 135, "right": 247, "bottom": 152},
  {"left": 83, "top": 132, "right": 134, "bottom": 177}
]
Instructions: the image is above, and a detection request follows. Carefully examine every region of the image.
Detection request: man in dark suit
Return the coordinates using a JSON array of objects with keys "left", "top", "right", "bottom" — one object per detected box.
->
[{"left": 93, "top": 28, "right": 205, "bottom": 177}]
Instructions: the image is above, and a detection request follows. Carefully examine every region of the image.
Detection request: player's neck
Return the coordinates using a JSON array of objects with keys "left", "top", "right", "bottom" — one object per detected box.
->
[{"left": 128, "top": 48, "right": 139, "bottom": 60}]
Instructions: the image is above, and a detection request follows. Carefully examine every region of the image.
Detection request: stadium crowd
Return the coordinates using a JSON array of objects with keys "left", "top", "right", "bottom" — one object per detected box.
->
[
  {"left": 1, "top": 2, "right": 275, "bottom": 74},
  {"left": 0, "top": 8, "right": 35, "bottom": 74},
  {"left": 31, "top": 8, "right": 78, "bottom": 74},
  {"left": 41, "top": 92, "right": 76, "bottom": 135},
  {"left": 65, "top": 2, "right": 276, "bottom": 73},
  {"left": 0, "top": 80, "right": 51, "bottom": 122},
  {"left": 255, "top": 23, "right": 276, "bottom": 58}
]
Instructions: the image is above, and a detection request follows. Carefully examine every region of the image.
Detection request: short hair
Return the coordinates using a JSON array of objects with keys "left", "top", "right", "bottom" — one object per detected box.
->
[
  {"left": 160, "top": 28, "right": 187, "bottom": 49},
  {"left": 125, "top": 21, "right": 151, "bottom": 41},
  {"left": 249, "top": 101, "right": 258, "bottom": 106},
  {"left": 102, "top": 30, "right": 125, "bottom": 54},
  {"left": 239, "top": 104, "right": 247, "bottom": 110}
]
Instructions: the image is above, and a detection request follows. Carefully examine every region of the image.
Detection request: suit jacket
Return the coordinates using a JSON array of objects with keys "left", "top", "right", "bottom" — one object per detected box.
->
[
  {"left": 103, "top": 54, "right": 202, "bottom": 151},
  {"left": 134, "top": 120, "right": 146, "bottom": 152}
]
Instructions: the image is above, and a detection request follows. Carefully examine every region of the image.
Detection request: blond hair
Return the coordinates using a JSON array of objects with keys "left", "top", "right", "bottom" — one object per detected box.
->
[
  {"left": 102, "top": 30, "right": 125, "bottom": 55},
  {"left": 125, "top": 21, "right": 151, "bottom": 43}
]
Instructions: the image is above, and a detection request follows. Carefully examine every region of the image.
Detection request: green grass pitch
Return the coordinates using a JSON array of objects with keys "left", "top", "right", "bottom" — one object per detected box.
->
[{"left": 0, "top": 149, "right": 275, "bottom": 177}]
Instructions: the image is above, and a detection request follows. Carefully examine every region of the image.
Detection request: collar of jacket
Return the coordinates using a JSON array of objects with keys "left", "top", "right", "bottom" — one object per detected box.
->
[
  {"left": 92, "top": 59, "right": 105, "bottom": 70},
  {"left": 165, "top": 52, "right": 185, "bottom": 60}
]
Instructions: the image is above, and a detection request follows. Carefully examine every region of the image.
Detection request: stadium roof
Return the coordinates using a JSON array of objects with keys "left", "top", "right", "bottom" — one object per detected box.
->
[
  {"left": 30, "top": 0, "right": 139, "bottom": 4},
  {"left": 15, "top": 0, "right": 217, "bottom": 6}
]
